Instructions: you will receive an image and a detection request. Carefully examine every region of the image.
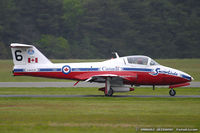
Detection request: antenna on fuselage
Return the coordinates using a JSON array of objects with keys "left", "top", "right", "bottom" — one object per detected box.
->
[{"left": 112, "top": 52, "right": 119, "bottom": 58}]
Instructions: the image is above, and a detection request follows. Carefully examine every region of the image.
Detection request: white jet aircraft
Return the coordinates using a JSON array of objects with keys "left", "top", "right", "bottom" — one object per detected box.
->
[{"left": 10, "top": 43, "right": 193, "bottom": 96}]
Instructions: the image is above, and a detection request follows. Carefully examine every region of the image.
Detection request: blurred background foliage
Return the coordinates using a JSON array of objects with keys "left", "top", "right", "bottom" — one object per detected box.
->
[{"left": 0, "top": 0, "right": 200, "bottom": 59}]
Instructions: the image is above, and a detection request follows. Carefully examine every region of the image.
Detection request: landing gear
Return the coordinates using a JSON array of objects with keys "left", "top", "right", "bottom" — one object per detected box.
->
[
  {"left": 105, "top": 87, "right": 113, "bottom": 96},
  {"left": 104, "top": 77, "right": 114, "bottom": 97},
  {"left": 169, "top": 88, "right": 176, "bottom": 96},
  {"left": 153, "top": 85, "right": 155, "bottom": 90}
]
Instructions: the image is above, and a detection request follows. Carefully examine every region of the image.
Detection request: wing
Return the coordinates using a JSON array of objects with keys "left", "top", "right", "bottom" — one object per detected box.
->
[{"left": 74, "top": 71, "right": 137, "bottom": 85}]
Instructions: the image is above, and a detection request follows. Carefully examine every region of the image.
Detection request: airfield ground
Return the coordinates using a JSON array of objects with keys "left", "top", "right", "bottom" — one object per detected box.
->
[
  {"left": 0, "top": 87, "right": 199, "bottom": 133},
  {"left": 0, "top": 59, "right": 199, "bottom": 132}
]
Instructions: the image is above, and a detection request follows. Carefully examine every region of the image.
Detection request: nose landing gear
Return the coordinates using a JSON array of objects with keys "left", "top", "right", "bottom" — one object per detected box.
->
[{"left": 169, "top": 88, "right": 176, "bottom": 96}]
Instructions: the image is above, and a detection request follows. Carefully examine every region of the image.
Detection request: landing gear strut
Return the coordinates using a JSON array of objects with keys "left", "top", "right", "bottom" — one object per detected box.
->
[
  {"left": 104, "top": 77, "right": 113, "bottom": 97},
  {"left": 169, "top": 88, "right": 176, "bottom": 96},
  {"left": 153, "top": 85, "right": 155, "bottom": 90}
]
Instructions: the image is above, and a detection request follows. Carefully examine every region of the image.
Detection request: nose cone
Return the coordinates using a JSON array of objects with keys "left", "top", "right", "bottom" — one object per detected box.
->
[
  {"left": 156, "top": 66, "right": 193, "bottom": 83},
  {"left": 180, "top": 72, "right": 193, "bottom": 82},
  {"left": 169, "top": 66, "right": 193, "bottom": 82}
]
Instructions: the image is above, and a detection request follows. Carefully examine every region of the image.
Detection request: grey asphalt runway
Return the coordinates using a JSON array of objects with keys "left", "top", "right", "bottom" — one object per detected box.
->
[
  {"left": 0, "top": 94, "right": 199, "bottom": 98},
  {"left": 0, "top": 82, "right": 200, "bottom": 87}
]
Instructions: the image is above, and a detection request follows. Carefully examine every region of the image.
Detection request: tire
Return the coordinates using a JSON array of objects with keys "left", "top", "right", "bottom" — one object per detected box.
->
[
  {"left": 107, "top": 88, "right": 113, "bottom": 96},
  {"left": 169, "top": 89, "right": 176, "bottom": 96}
]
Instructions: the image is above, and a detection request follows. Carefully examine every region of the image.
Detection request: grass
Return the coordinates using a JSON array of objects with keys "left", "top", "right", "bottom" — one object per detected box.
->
[
  {"left": 0, "top": 87, "right": 199, "bottom": 133},
  {"left": 0, "top": 58, "right": 199, "bottom": 82},
  {"left": 0, "top": 97, "right": 199, "bottom": 133}
]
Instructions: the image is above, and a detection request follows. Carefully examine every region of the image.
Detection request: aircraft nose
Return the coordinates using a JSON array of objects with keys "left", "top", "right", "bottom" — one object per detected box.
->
[{"left": 180, "top": 72, "right": 193, "bottom": 81}]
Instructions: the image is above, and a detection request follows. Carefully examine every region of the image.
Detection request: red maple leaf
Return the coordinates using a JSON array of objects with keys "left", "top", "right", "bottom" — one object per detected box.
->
[{"left": 64, "top": 67, "right": 69, "bottom": 72}]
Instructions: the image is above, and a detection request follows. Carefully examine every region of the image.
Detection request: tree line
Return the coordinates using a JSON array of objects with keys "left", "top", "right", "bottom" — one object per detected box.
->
[{"left": 0, "top": 0, "right": 200, "bottom": 59}]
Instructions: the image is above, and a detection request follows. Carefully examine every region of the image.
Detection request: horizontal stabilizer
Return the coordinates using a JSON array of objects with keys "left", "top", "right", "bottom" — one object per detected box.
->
[{"left": 10, "top": 43, "right": 33, "bottom": 48}]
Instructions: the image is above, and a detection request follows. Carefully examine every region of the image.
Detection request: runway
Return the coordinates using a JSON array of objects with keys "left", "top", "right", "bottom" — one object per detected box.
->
[
  {"left": 0, "top": 82, "right": 200, "bottom": 87},
  {"left": 0, "top": 94, "right": 199, "bottom": 98}
]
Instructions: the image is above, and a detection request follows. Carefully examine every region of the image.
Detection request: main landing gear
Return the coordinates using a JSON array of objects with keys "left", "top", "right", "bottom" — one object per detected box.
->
[
  {"left": 169, "top": 88, "right": 176, "bottom": 96},
  {"left": 104, "top": 87, "right": 113, "bottom": 96},
  {"left": 104, "top": 77, "right": 113, "bottom": 97}
]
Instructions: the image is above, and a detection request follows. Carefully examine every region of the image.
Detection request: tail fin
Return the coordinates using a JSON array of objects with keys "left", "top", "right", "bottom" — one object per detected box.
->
[{"left": 10, "top": 43, "right": 52, "bottom": 66}]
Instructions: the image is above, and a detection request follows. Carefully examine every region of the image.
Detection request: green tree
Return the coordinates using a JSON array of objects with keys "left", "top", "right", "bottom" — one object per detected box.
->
[
  {"left": 0, "top": 42, "right": 9, "bottom": 59},
  {"left": 62, "top": 0, "right": 84, "bottom": 36},
  {"left": 0, "top": 0, "right": 19, "bottom": 44},
  {"left": 0, "top": 0, "right": 200, "bottom": 59},
  {"left": 37, "top": 35, "right": 71, "bottom": 59}
]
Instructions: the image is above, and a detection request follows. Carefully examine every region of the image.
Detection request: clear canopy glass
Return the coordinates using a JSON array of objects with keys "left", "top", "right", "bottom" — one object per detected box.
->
[
  {"left": 150, "top": 59, "right": 159, "bottom": 66},
  {"left": 127, "top": 56, "right": 159, "bottom": 66}
]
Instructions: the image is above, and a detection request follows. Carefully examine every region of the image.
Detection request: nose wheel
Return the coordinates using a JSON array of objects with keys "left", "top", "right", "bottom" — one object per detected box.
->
[{"left": 169, "top": 88, "right": 176, "bottom": 96}]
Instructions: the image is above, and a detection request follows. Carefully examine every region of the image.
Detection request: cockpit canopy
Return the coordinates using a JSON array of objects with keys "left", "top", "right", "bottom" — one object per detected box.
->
[{"left": 126, "top": 56, "right": 159, "bottom": 66}]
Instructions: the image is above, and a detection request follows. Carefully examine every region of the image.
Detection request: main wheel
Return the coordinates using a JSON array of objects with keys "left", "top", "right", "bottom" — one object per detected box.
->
[
  {"left": 105, "top": 88, "right": 113, "bottom": 96},
  {"left": 169, "top": 89, "right": 176, "bottom": 96}
]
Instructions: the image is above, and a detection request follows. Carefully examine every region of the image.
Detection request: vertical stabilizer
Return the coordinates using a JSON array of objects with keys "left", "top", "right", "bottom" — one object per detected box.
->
[{"left": 10, "top": 43, "right": 52, "bottom": 66}]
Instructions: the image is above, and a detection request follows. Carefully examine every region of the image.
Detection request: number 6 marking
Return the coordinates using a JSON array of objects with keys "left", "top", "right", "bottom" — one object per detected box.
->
[{"left": 15, "top": 50, "right": 23, "bottom": 61}]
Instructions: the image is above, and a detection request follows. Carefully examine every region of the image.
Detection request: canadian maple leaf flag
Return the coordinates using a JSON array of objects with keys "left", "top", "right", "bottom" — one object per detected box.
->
[{"left": 28, "top": 57, "right": 38, "bottom": 63}]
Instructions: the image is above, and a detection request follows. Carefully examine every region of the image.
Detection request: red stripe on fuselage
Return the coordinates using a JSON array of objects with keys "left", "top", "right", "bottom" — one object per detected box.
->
[{"left": 13, "top": 71, "right": 189, "bottom": 85}]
